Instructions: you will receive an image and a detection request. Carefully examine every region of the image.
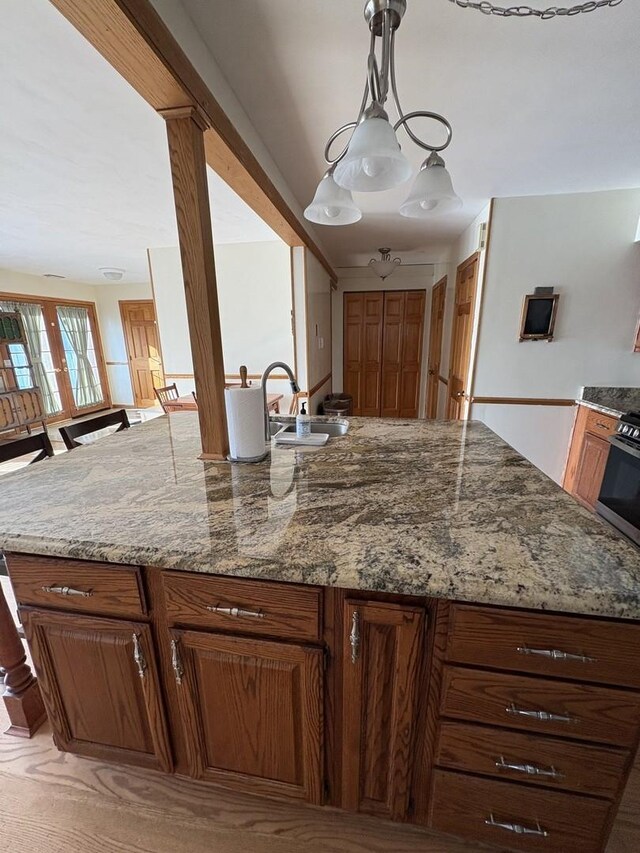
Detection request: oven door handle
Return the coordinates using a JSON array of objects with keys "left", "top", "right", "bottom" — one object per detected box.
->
[{"left": 609, "top": 435, "right": 640, "bottom": 459}]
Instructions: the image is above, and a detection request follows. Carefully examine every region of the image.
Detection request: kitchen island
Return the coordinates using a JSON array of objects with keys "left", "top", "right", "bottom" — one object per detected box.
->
[{"left": 1, "top": 413, "right": 640, "bottom": 853}]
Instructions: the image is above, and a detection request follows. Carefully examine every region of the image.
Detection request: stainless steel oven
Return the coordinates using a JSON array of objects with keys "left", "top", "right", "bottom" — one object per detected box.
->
[{"left": 596, "top": 412, "right": 640, "bottom": 547}]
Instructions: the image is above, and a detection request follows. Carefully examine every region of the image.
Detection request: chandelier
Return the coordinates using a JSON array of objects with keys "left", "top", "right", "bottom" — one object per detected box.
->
[
  {"left": 304, "top": 0, "right": 460, "bottom": 227},
  {"left": 369, "top": 248, "right": 401, "bottom": 280}
]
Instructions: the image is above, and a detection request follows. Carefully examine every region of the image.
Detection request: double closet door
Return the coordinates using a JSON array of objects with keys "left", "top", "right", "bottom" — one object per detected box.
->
[{"left": 344, "top": 290, "right": 426, "bottom": 418}]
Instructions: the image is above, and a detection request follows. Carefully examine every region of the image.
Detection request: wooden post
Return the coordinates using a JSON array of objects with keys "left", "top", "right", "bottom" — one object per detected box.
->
[
  {"left": 0, "top": 583, "right": 45, "bottom": 737},
  {"left": 161, "top": 106, "right": 229, "bottom": 460}
]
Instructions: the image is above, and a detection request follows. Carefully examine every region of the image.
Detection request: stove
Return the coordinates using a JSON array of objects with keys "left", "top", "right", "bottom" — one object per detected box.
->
[{"left": 596, "top": 412, "right": 640, "bottom": 547}]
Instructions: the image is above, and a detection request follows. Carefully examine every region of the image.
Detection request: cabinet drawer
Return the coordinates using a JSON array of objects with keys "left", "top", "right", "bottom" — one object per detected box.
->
[
  {"left": 7, "top": 553, "right": 145, "bottom": 618},
  {"left": 440, "top": 666, "right": 640, "bottom": 747},
  {"left": 162, "top": 572, "right": 322, "bottom": 642},
  {"left": 447, "top": 604, "right": 640, "bottom": 689},
  {"left": 429, "top": 770, "right": 610, "bottom": 853},
  {"left": 435, "top": 720, "right": 628, "bottom": 799},
  {"left": 585, "top": 408, "right": 618, "bottom": 437}
]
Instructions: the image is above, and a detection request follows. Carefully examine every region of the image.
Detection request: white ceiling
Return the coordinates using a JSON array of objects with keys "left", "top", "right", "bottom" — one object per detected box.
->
[
  {"left": 0, "top": 0, "right": 278, "bottom": 286},
  {"left": 180, "top": 0, "right": 640, "bottom": 266}
]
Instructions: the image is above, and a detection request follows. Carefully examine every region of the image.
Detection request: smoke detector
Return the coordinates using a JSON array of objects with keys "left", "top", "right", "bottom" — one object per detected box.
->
[{"left": 100, "top": 267, "right": 125, "bottom": 281}]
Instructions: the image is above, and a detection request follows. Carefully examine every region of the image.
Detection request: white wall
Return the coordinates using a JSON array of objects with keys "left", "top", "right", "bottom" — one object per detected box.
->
[
  {"left": 148, "top": 241, "right": 295, "bottom": 405},
  {"left": 470, "top": 188, "right": 640, "bottom": 483},
  {"left": 305, "top": 251, "right": 332, "bottom": 415},
  {"left": 332, "top": 265, "right": 435, "bottom": 418},
  {"left": 0, "top": 268, "right": 94, "bottom": 302}
]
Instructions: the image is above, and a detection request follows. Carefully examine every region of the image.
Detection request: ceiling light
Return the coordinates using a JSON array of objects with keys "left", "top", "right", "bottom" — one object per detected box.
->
[
  {"left": 304, "top": 166, "right": 362, "bottom": 225},
  {"left": 305, "top": 0, "right": 459, "bottom": 226},
  {"left": 400, "top": 151, "right": 462, "bottom": 218},
  {"left": 100, "top": 267, "right": 125, "bottom": 281},
  {"left": 369, "top": 248, "right": 401, "bottom": 280}
]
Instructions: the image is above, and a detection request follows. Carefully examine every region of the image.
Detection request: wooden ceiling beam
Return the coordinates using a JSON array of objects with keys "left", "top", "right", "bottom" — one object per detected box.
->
[{"left": 49, "top": 0, "right": 337, "bottom": 281}]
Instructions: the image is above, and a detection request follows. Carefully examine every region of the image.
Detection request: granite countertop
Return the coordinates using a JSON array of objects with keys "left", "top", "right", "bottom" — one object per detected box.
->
[
  {"left": 578, "top": 386, "right": 640, "bottom": 418},
  {"left": 0, "top": 413, "right": 639, "bottom": 619}
]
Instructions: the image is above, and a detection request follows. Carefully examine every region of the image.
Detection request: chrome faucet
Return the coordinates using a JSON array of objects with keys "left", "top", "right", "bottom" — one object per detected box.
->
[{"left": 261, "top": 362, "right": 300, "bottom": 441}]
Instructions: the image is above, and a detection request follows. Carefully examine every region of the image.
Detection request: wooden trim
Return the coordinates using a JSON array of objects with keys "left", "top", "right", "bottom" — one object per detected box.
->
[
  {"left": 164, "top": 373, "right": 194, "bottom": 380},
  {"left": 471, "top": 396, "right": 575, "bottom": 406},
  {"left": 633, "top": 314, "right": 640, "bottom": 352},
  {"left": 105, "top": 361, "right": 129, "bottom": 366},
  {"left": 467, "top": 199, "right": 494, "bottom": 407},
  {"left": 49, "top": 0, "right": 337, "bottom": 283},
  {"left": 308, "top": 372, "right": 332, "bottom": 399},
  {"left": 225, "top": 373, "right": 289, "bottom": 381},
  {"left": 0, "top": 291, "right": 97, "bottom": 309}
]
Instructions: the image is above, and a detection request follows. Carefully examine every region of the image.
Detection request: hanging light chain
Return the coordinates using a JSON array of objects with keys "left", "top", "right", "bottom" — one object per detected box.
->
[{"left": 448, "top": 0, "right": 624, "bottom": 18}]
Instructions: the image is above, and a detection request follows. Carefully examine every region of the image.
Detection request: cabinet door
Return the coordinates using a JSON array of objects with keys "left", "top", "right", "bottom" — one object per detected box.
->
[
  {"left": 342, "top": 600, "right": 425, "bottom": 819},
  {"left": 21, "top": 608, "right": 171, "bottom": 772},
  {"left": 169, "top": 629, "right": 323, "bottom": 803},
  {"left": 574, "top": 432, "right": 610, "bottom": 509}
]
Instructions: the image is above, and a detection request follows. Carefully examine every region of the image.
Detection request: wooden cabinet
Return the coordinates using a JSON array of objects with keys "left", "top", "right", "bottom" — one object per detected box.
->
[
  {"left": 168, "top": 629, "right": 323, "bottom": 803},
  {"left": 341, "top": 599, "right": 425, "bottom": 819},
  {"left": 564, "top": 405, "right": 618, "bottom": 510},
  {"left": 21, "top": 608, "right": 171, "bottom": 772}
]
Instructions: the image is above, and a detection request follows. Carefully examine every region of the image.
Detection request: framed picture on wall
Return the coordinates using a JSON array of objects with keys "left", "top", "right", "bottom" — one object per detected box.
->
[{"left": 519, "top": 293, "right": 560, "bottom": 342}]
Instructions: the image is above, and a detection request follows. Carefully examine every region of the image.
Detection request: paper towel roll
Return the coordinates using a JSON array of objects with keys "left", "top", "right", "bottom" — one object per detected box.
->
[{"left": 225, "top": 386, "right": 266, "bottom": 461}]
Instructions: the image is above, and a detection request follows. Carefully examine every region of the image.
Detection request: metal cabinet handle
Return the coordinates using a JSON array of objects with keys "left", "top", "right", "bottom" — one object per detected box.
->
[
  {"left": 495, "top": 755, "right": 563, "bottom": 779},
  {"left": 132, "top": 633, "right": 147, "bottom": 679},
  {"left": 206, "top": 604, "right": 264, "bottom": 619},
  {"left": 171, "top": 638, "right": 184, "bottom": 686},
  {"left": 42, "top": 585, "right": 92, "bottom": 598},
  {"left": 517, "top": 645, "right": 595, "bottom": 664},
  {"left": 485, "top": 813, "right": 549, "bottom": 837},
  {"left": 350, "top": 611, "right": 360, "bottom": 664},
  {"left": 595, "top": 421, "right": 611, "bottom": 431},
  {"left": 506, "top": 702, "right": 577, "bottom": 724}
]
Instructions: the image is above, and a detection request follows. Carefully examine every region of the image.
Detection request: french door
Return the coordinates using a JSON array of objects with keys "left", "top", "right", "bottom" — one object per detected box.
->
[{"left": 0, "top": 295, "right": 110, "bottom": 421}]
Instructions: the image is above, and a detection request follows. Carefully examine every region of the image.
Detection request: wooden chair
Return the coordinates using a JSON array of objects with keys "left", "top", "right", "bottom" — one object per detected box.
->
[
  {"left": 0, "top": 432, "right": 54, "bottom": 465},
  {"left": 191, "top": 391, "right": 198, "bottom": 406},
  {"left": 154, "top": 383, "right": 180, "bottom": 412},
  {"left": 59, "top": 410, "right": 130, "bottom": 451}
]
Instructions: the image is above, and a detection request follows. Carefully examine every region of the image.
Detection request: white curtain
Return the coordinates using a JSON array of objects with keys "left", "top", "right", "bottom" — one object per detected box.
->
[
  {"left": 0, "top": 301, "right": 60, "bottom": 415},
  {"left": 57, "top": 305, "right": 103, "bottom": 408}
]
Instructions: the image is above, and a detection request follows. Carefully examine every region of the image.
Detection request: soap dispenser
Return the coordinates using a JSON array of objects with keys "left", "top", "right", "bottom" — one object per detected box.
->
[{"left": 296, "top": 402, "right": 311, "bottom": 438}]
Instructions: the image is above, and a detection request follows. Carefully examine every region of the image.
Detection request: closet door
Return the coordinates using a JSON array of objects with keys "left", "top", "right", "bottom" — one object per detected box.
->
[
  {"left": 381, "top": 291, "right": 426, "bottom": 419},
  {"left": 344, "top": 293, "right": 383, "bottom": 416}
]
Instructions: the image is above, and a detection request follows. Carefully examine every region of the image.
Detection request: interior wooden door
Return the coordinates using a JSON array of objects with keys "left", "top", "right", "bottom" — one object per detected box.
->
[
  {"left": 21, "top": 608, "right": 172, "bottom": 772},
  {"left": 341, "top": 600, "right": 425, "bottom": 820},
  {"left": 380, "top": 291, "right": 426, "bottom": 418},
  {"left": 120, "top": 300, "right": 164, "bottom": 407},
  {"left": 426, "top": 277, "right": 446, "bottom": 419},
  {"left": 169, "top": 629, "right": 323, "bottom": 803},
  {"left": 343, "top": 292, "right": 384, "bottom": 416},
  {"left": 447, "top": 254, "right": 479, "bottom": 419}
]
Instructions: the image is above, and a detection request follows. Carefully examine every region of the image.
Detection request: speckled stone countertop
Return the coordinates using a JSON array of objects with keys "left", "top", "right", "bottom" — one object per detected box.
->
[
  {"left": 1, "top": 413, "right": 639, "bottom": 619},
  {"left": 578, "top": 386, "right": 640, "bottom": 418}
]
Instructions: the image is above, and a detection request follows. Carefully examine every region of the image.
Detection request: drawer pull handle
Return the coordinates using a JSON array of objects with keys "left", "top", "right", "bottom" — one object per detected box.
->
[
  {"left": 517, "top": 645, "right": 595, "bottom": 664},
  {"left": 595, "top": 421, "right": 611, "bottom": 431},
  {"left": 350, "top": 610, "right": 360, "bottom": 664},
  {"left": 171, "top": 639, "right": 184, "bottom": 686},
  {"left": 206, "top": 604, "right": 265, "bottom": 619},
  {"left": 42, "top": 585, "right": 93, "bottom": 598},
  {"left": 132, "top": 633, "right": 147, "bottom": 679},
  {"left": 485, "top": 814, "right": 549, "bottom": 838},
  {"left": 495, "top": 756, "right": 563, "bottom": 779},
  {"left": 506, "top": 703, "right": 577, "bottom": 724}
]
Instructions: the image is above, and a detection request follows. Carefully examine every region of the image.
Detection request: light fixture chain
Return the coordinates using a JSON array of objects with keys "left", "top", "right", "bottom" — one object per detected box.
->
[{"left": 448, "top": 0, "right": 624, "bottom": 17}]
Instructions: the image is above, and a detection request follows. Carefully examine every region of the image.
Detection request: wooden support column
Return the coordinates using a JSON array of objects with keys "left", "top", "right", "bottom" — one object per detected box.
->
[
  {"left": 0, "top": 583, "right": 46, "bottom": 737},
  {"left": 161, "top": 106, "right": 229, "bottom": 460}
]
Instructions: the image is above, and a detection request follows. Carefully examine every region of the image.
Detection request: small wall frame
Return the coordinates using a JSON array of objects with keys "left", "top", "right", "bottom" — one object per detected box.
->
[{"left": 519, "top": 292, "right": 559, "bottom": 342}]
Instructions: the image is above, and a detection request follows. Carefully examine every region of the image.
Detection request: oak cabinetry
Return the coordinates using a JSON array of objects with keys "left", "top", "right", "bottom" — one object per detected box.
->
[
  {"left": 564, "top": 405, "right": 618, "bottom": 510},
  {"left": 21, "top": 608, "right": 171, "bottom": 772}
]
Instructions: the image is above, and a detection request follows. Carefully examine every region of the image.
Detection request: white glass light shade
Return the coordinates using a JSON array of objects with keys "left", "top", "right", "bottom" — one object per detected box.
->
[
  {"left": 400, "top": 161, "right": 462, "bottom": 218},
  {"left": 369, "top": 258, "right": 400, "bottom": 280},
  {"left": 304, "top": 173, "right": 362, "bottom": 226},
  {"left": 333, "top": 116, "right": 412, "bottom": 192}
]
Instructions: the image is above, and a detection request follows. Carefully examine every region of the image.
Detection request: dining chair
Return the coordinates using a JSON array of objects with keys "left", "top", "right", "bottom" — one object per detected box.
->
[
  {"left": 154, "top": 383, "right": 180, "bottom": 412},
  {"left": 0, "top": 432, "right": 54, "bottom": 466},
  {"left": 59, "top": 410, "right": 130, "bottom": 450},
  {"left": 191, "top": 391, "right": 198, "bottom": 406}
]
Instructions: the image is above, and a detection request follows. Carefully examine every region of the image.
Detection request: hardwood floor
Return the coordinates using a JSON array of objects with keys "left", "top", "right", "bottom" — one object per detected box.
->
[{"left": 0, "top": 574, "right": 638, "bottom": 852}]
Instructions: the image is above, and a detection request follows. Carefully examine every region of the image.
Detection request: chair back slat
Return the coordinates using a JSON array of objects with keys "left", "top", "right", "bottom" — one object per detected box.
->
[
  {"left": 154, "top": 383, "right": 180, "bottom": 412},
  {"left": 59, "top": 410, "right": 130, "bottom": 451},
  {"left": 0, "top": 432, "right": 54, "bottom": 465}
]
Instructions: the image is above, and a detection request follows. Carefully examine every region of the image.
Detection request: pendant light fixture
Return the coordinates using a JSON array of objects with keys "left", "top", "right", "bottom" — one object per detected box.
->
[
  {"left": 369, "top": 248, "right": 401, "bottom": 280},
  {"left": 305, "top": 0, "right": 459, "bottom": 227}
]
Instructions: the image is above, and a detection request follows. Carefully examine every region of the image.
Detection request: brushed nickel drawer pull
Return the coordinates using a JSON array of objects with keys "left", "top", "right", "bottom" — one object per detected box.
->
[
  {"left": 171, "top": 639, "right": 184, "bottom": 686},
  {"left": 595, "top": 421, "right": 611, "bottom": 431},
  {"left": 506, "top": 702, "right": 577, "bottom": 724},
  {"left": 517, "top": 645, "right": 595, "bottom": 663},
  {"left": 42, "top": 584, "right": 93, "bottom": 598},
  {"left": 485, "top": 814, "right": 549, "bottom": 838},
  {"left": 132, "top": 633, "right": 147, "bottom": 679},
  {"left": 350, "top": 610, "right": 360, "bottom": 664},
  {"left": 206, "top": 604, "right": 265, "bottom": 619},
  {"left": 495, "top": 755, "right": 563, "bottom": 779}
]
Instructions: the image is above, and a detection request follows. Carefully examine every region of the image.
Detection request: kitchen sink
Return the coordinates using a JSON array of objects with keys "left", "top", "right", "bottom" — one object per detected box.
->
[{"left": 269, "top": 420, "right": 349, "bottom": 438}]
